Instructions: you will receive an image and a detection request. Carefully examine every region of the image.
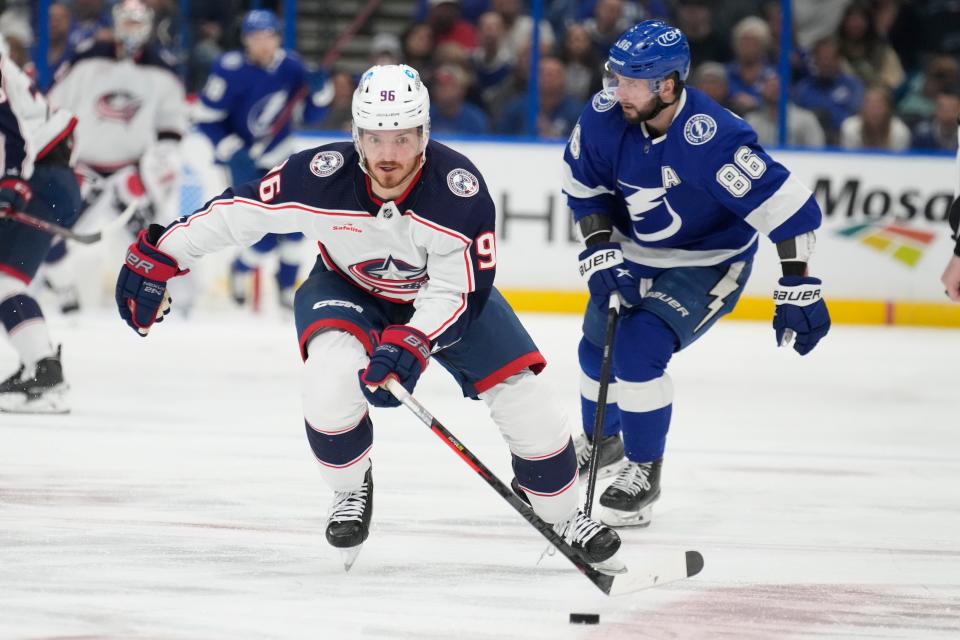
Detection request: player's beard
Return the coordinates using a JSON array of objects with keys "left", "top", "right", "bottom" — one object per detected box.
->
[
  {"left": 368, "top": 157, "right": 420, "bottom": 192},
  {"left": 621, "top": 96, "right": 662, "bottom": 124}
]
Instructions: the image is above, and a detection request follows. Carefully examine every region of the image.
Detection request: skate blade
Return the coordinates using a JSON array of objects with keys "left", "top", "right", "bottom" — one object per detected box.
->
[
  {"left": 600, "top": 505, "right": 653, "bottom": 528},
  {"left": 579, "top": 458, "right": 627, "bottom": 483},
  {"left": 592, "top": 554, "right": 628, "bottom": 575},
  {"left": 339, "top": 544, "right": 364, "bottom": 572},
  {"left": 0, "top": 387, "right": 70, "bottom": 414}
]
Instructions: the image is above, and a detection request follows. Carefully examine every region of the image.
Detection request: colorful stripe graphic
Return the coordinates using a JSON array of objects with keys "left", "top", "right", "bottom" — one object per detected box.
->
[{"left": 836, "top": 223, "right": 936, "bottom": 267}]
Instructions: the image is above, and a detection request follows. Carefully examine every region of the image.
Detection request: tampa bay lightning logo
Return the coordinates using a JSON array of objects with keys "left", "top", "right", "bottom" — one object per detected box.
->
[
  {"left": 349, "top": 255, "right": 428, "bottom": 295},
  {"left": 683, "top": 114, "right": 718, "bottom": 145},
  {"left": 618, "top": 180, "right": 683, "bottom": 242},
  {"left": 657, "top": 29, "right": 683, "bottom": 46},
  {"left": 592, "top": 92, "right": 618, "bottom": 113},
  {"left": 247, "top": 90, "right": 290, "bottom": 138}
]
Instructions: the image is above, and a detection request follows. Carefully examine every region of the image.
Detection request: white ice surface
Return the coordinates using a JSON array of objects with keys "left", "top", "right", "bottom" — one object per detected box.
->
[{"left": 1, "top": 311, "right": 959, "bottom": 639}]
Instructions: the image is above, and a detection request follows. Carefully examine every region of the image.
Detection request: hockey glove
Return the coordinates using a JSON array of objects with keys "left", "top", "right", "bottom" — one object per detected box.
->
[
  {"left": 359, "top": 325, "right": 431, "bottom": 408},
  {"left": 116, "top": 224, "right": 182, "bottom": 336},
  {"left": 773, "top": 276, "right": 831, "bottom": 355},
  {"left": 578, "top": 242, "right": 643, "bottom": 307},
  {"left": 0, "top": 177, "right": 32, "bottom": 213}
]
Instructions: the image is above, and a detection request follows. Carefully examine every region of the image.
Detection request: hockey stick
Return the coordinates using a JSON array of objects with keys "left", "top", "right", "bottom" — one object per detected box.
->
[
  {"left": 584, "top": 295, "right": 621, "bottom": 518},
  {"left": 384, "top": 377, "right": 704, "bottom": 596},
  {"left": 0, "top": 198, "right": 139, "bottom": 245}
]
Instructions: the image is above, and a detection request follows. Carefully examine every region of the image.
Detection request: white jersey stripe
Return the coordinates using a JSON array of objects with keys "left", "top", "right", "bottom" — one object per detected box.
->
[
  {"left": 562, "top": 162, "right": 616, "bottom": 199},
  {"left": 616, "top": 229, "right": 758, "bottom": 268},
  {"left": 743, "top": 175, "right": 813, "bottom": 235}
]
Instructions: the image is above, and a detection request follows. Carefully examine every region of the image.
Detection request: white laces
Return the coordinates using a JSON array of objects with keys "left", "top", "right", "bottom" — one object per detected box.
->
[
  {"left": 610, "top": 461, "right": 653, "bottom": 496},
  {"left": 574, "top": 434, "right": 593, "bottom": 468},
  {"left": 328, "top": 483, "right": 368, "bottom": 523},
  {"left": 555, "top": 509, "right": 603, "bottom": 546}
]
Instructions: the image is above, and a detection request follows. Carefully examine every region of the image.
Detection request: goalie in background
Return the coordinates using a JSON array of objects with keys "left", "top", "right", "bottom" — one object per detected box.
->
[{"left": 0, "top": 33, "right": 82, "bottom": 413}]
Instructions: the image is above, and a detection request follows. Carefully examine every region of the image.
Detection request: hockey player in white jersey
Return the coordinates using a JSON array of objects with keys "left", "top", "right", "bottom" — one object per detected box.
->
[
  {"left": 113, "top": 65, "right": 622, "bottom": 572},
  {"left": 43, "top": 0, "right": 186, "bottom": 313},
  {"left": 564, "top": 21, "right": 832, "bottom": 527},
  {"left": 0, "top": 35, "right": 82, "bottom": 413}
]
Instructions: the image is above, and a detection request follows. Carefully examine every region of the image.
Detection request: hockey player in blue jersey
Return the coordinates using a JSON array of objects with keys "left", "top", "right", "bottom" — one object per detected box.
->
[
  {"left": 564, "top": 21, "right": 831, "bottom": 527},
  {"left": 193, "top": 9, "right": 330, "bottom": 310},
  {"left": 114, "top": 64, "right": 622, "bottom": 572}
]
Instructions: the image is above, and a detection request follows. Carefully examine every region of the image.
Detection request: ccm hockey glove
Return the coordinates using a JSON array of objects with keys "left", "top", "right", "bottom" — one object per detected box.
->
[
  {"left": 116, "top": 224, "right": 182, "bottom": 336},
  {"left": 773, "top": 276, "right": 830, "bottom": 355},
  {"left": 359, "top": 325, "right": 431, "bottom": 408},
  {"left": 578, "top": 242, "right": 643, "bottom": 307}
]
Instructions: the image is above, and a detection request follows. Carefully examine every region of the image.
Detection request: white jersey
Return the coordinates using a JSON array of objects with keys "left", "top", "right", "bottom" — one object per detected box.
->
[
  {"left": 48, "top": 41, "right": 186, "bottom": 172},
  {"left": 0, "top": 45, "right": 76, "bottom": 178}
]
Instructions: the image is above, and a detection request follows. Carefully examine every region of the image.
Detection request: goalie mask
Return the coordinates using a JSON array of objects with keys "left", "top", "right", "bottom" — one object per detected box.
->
[
  {"left": 351, "top": 65, "right": 431, "bottom": 174},
  {"left": 112, "top": 0, "right": 154, "bottom": 55}
]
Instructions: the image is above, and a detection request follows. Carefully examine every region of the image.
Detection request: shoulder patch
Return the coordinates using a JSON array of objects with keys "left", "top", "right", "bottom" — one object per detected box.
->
[
  {"left": 220, "top": 52, "right": 244, "bottom": 71},
  {"left": 310, "top": 151, "right": 344, "bottom": 177},
  {"left": 683, "top": 113, "right": 718, "bottom": 145},
  {"left": 592, "top": 92, "right": 618, "bottom": 113},
  {"left": 569, "top": 122, "right": 581, "bottom": 159},
  {"left": 447, "top": 168, "right": 480, "bottom": 198}
]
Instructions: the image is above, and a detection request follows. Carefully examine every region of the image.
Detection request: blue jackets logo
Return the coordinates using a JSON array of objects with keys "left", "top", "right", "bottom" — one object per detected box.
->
[
  {"left": 310, "top": 151, "right": 344, "bottom": 177},
  {"left": 447, "top": 168, "right": 479, "bottom": 198},
  {"left": 683, "top": 114, "right": 717, "bottom": 145}
]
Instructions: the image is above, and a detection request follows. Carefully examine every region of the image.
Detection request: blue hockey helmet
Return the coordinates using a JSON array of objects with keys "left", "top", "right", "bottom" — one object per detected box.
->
[
  {"left": 606, "top": 20, "right": 691, "bottom": 88},
  {"left": 242, "top": 10, "right": 280, "bottom": 36}
]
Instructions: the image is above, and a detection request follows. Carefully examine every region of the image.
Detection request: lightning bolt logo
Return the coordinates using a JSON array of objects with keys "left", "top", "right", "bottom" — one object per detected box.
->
[
  {"left": 618, "top": 180, "right": 683, "bottom": 242},
  {"left": 694, "top": 262, "right": 747, "bottom": 332}
]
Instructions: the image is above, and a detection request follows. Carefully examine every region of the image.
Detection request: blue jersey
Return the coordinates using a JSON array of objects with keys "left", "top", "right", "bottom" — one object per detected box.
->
[
  {"left": 195, "top": 50, "right": 327, "bottom": 168},
  {"left": 563, "top": 87, "right": 821, "bottom": 275},
  {"left": 159, "top": 140, "right": 497, "bottom": 349}
]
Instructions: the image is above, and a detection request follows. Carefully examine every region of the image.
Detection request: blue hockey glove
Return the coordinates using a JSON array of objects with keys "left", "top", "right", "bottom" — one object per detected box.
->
[
  {"left": 0, "top": 177, "right": 32, "bottom": 212},
  {"left": 359, "top": 325, "right": 431, "bottom": 408},
  {"left": 578, "top": 242, "right": 643, "bottom": 307},
  {"left": 773, "top": 276, "right": 831, "bottom": 355},
  {"left": 116, "top": 224, "right": 183, "bottom": 336}
]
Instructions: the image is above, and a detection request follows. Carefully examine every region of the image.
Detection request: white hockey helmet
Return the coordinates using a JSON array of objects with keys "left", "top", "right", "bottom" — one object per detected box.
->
[
  {"left": 112, "top": 0, "right": 154, "bottom": 53},
  {"left": 351, "top": 64, "right": 431, "bottom": 170}
]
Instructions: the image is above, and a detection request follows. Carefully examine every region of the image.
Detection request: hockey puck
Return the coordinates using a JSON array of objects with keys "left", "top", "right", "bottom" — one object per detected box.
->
[{"left": 569, "top": 613, "right": 600, "bottom": 624}]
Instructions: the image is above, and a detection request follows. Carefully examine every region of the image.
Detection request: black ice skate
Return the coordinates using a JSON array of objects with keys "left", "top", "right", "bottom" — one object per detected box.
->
[
  {"left": 325, "top": 463, "right": 373, "bottom": 572},
  {"left": 599, "top": 459, "right": 662, "bottom": 528},
  {"left": 0, "top": 347, "right": 69, "bottom": 414},
  {"left": 574, "top": 433, "right": 626, "bottom": 480},
  {"left": 510, "top": 477, "right": 624, "bottom": 574}
]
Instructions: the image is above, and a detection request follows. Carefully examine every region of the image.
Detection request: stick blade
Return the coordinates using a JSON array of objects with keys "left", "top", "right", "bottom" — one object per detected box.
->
[{"left": 603, "top": 550, "right": 704, "bottom": 597}]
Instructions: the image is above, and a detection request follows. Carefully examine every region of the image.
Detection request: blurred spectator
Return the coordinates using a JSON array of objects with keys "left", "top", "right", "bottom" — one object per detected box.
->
[
  {"left": 47, "top": 3, "right": 73, "bottom": 78},
  {"left": 430, "top": 64, "right": 490, "bottom": 134},
  {"left": 427, "top": 0, "right": 477, "bottom": 50},
  {"left": 146, "top": 0, "right": 178, "bottom": 55},
  {"left": 186, "top": 1, "right": 234, "bottom": 93},
  {"left": 560, "top": 22, "right": 602, "bottom": 103},
  {"left": 761, "top": 0, "right": 808, "bottom": 82},
  {"left": 793, "top": 36, "right": 864, "bottom": 143},
  {"left": 792, "top": 0, "right": 853, "bottom": 50},
  {"left": 725, "top": 16, "right": 777, "bottom": 115},
  {"left": 915, "top": 0, "right": 960, "bottom": 59},
  {"left": 691, "top": 62, "right": 731, "bottom": 110},
  {"left": 840, "top": 86, "right": 910, "bottom": 151},
  {"left": 0, "top": 9, "right": 33, "bottom": 71},
  {"left": 836, "top": 0, "right": 904, "bottom": 92},
  {"left": 898, "top": 55, "right": 960, "bottom": 126},
  {"left": 370, "top": 33, "right": 403, "bottom": 66},
  {"left": 746, "top": 72, "right": 826, "bottom": 147},
  {"left": 575, "top": 0, "right": 669, "bottom": 24},
  {"left": 583, "top": 0, "right": 630, "bottom": 59},
  {"left": 497, "top": 56, "right": 581, "bottom": 138},
  {"left": 485, "top": 38, "right": 550, "bottom": 124},
  {"left": 874, "top": 0, "right": 925, "bottom": 72},
  {"left": 413, "top": 0, "right": 491, "bottom": 24},
  {"left": 472, "top": 12, "right": 515, "bottom": 112},
  {"left": 493, "top": 0, "right": 555, "bottom": 58},
  {"left": 674, "top": 0, "right": 731, "bottom": 65},
  {"left": 911, "top": 90, "right": 960, "bottom": 152},
  {"left": 69, "top": 0, "right": 112, "bottom": 50},
  {"left": 402, "top": 23, "right": 435, "bottom": 78},
  {"left": 316, "top": 71, "right": 356, "bottom": 132}
]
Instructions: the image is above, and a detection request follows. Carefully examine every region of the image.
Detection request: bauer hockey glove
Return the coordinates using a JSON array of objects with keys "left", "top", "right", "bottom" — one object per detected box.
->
[
  {"left": 116, "top": 223, "right": 182, "bottom": 336},
  {"left": 359, "top": 325, "right": 431, "bottom": 408},
  {"left": 578, "top": 242, "right": 643, "bottom": 308},
  {"left": 773, "top": 276, "right": 831, "bottom": 355}
]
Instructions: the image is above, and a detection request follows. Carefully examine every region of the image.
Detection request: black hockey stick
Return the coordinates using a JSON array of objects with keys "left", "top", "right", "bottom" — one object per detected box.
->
[
  {"left": 584, "top": 295, "right": 620, "bottom": 518},
  {"left": 0, "top": 199, "right": 139, "bottom": 245},
  {"left": 385, "top": 378, "right": 703, "bottom": 596}
]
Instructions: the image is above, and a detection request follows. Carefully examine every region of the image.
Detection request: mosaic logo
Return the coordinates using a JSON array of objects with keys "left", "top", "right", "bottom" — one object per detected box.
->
[{"left": 836, "top": 223, "right": 936, "bottom": 267}]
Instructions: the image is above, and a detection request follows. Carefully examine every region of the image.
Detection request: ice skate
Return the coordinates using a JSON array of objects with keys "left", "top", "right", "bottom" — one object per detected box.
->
[
  {"left": 599, "top": 459, "right": 662, "bottom": 527},
  {"left": 574, "top": 433, "right": 626, "bottom": 480},
  {"left": 325, "top": 463, "right": 373, "bottom": 572},
  {"left": 0, "top": 348, "right": 69, "bottom": 414}
]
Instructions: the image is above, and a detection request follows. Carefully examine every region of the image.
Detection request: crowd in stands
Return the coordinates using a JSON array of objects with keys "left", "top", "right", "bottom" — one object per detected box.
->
[{"left": 1, "top": 0, "right": 957, "bottom": 151}]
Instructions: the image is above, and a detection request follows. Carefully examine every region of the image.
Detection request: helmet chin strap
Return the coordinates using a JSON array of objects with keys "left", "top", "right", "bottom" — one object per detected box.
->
[{"left": 641, "top": 92, "right": 680, "bottom": 122}]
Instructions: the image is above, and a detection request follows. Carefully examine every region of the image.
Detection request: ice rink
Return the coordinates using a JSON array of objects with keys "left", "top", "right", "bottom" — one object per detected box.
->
[{"left": 1, "top": 310, "right": 958, "bottom": 639}]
